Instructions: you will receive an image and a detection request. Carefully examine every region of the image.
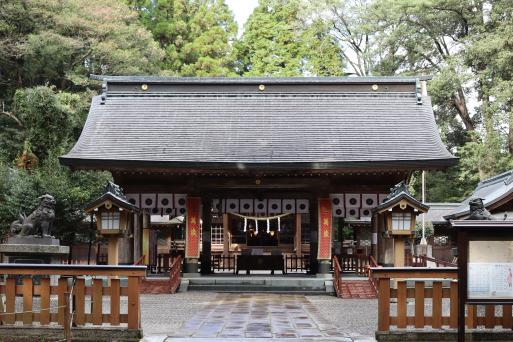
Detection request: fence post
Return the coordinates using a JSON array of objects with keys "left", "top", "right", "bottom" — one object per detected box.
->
[
  {"left": 128, "top": 275, "right": 141, "bottom": 329},
  {"left": 64, "top": 291, "right": 71, "bottom": 342},
  {"left": 378, "top": 277, "right": 390, "bottom": 332}
]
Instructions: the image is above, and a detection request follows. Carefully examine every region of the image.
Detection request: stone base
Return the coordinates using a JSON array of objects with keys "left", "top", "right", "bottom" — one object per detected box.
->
[
  {"left": 183, "top": 258, "right": 198, "bottom": 273},
  {"left": 0, "top": 237, "right": 69, "bottom": 265},
  {"left": 7, "top": 236, "right": 60, "bottom": 245},
  {"left": 317, "top": 260, "right": 331, "bottom": 276},
  {"left": 0, "top": 237, "right": 69, "bottom": 256},
  {"left": 0, "top": 326, "right": 142, "bottom": 342}
]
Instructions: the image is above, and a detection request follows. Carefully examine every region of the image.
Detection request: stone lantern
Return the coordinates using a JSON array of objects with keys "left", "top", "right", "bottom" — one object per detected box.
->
[
  {"left": 84, "top": 182, "right": 140, "bottom": 265},
  {"left": 373, "top": 181, "right": 429, "bottom": 267}
]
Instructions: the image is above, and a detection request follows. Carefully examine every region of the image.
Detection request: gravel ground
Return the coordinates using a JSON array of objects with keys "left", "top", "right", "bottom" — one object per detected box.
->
[{"left": 306, "top": 296, "right": 378, "bottom": 337}]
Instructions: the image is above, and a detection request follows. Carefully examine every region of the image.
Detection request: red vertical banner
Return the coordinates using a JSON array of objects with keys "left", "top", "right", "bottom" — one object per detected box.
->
[
  {"left": 185, "top": 197, "right": 201, "bottom": 258},
  {"left": 318, "top": 198, "right": 332, "bottom": 260}
]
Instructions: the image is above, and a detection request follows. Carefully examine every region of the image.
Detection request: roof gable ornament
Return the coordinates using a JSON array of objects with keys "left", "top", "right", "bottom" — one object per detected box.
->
[
  {"left": 83, "top": 181, "right": 138, "bottom": 213},
  {"left": 467, "top": 198, "right": 493, "bottom": 220},
  {"left": 100, "top": 80, "right": 107, "bottom": 105},
  {"left": 416, "top": 78, "right": 423, "bottom": 105},
  {"left": 373, "top": 180, "right": 429, "bottom": 214}
]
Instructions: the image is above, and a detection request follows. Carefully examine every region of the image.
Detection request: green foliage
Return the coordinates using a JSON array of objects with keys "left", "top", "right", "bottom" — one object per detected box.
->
[
  {"left": 129, "top": 0, "right": 237, "bottom": 76},
  {"left": 12, "top": 86, "right": 72, "bottom": 160},
  {"left": 0, "top": 0, "right": 158, "bottom": 244},
  {"left": 235, "top": 0, "right": 344, "bottom": 76},
  {"left": 0, "top": 155, "right": 111, "bottom": 241},
  {"left": 415, "top": 220, "right": 434, "bottom": 239},
  {"left": 0, "top": 0, "right": 163, "bottom": 100}
]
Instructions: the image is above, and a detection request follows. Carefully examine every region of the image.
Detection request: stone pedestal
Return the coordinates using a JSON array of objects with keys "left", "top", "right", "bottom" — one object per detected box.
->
[{"left": 0, "top": 236, "right": 69, "bottom": 264}]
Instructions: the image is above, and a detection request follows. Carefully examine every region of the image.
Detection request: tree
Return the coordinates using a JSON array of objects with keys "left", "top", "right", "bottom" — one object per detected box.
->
[
  {"left": 128, "top": 0, "right": 238, "bottom": 76},
  {"left": 311, "top": 0, "right": 376, "bottom": 76},
  {"left": 236, "top": 0, "right": 344, "bottom": 76},
  {"left": 465, "top": 0, "right": 513, "bottom": 154},
  {"left": 0, "top": 154, "right": 112, "bottom": 242},
  {"left": 0, "top": 0, "right": 158, "bottom": 244},
  {"left": 369, "top": 0, "right": 480, "bottom": 135},
  {"left": 0, "top": 0, "right": 163, "bottom": 101}
]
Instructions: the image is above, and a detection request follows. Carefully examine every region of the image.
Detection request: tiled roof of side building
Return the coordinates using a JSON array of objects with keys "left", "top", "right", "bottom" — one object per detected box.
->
[
  {"left": 60, "top": 76, "right": 456, "bottom": 170},
  {"left": 445, "top": 170, "right": 513, "bottom": 219}
]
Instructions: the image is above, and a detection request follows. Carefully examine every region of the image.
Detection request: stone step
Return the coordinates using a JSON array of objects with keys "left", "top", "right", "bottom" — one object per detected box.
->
[{"left": 187, "top": 284, "right": 328, "bottom": 294}]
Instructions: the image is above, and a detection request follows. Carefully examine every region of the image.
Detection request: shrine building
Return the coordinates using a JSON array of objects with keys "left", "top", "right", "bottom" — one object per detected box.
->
[{"left": 60, "top": 76, "right": 456, "bottom": 276}]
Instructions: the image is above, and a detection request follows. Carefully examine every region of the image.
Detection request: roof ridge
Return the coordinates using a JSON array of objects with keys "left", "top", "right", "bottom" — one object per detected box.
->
[
  {"left": 92, "top": 74, "right": 433, "bottom": 84},
  {"left": 476, "top": 169, "right": 513, "bottom": 189},
  {"left": 105, "top": 92, "right": 418, "bottom": 99}
]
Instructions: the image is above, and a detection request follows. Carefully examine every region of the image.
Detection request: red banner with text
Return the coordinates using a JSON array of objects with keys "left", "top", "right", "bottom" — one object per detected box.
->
[
  {"left": 317, "top": 198, "right": 332, "bottom": 260},
  {"left": 185, "top": 197, "right": 201, "bottom": 258}
]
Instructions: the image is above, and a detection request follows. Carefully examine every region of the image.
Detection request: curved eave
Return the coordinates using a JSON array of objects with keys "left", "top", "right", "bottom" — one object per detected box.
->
[
  {"left": 59, "top": 156, "right": 458, "bottom": 172},
  {"left": 373, "top": 192, "right": 430, "bottom": 214},
  {"left": 83, "top": 192, "right": 140, "bottom": 213}
]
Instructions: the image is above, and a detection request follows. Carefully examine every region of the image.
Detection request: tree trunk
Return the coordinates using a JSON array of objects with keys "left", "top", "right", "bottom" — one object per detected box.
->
[
  {"left": 509, "top": 105, "right": 513, "bottom": 155},
  {"left": 454, "top": 87, "right": 475, "bottom": 132}
]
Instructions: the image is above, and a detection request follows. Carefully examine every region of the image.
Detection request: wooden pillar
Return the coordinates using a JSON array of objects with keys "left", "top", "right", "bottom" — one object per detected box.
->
[
  {"left": 107, "top": 237, "right": 119, "bottom": 265},
  {"left": 201, "top": 197, "right": 212, "bottom": 274},
  {"left": 223, "top": 213, "right": 229, "bottom": 256},
  {"left": 295, "top": 213, "right": 302, "bottom": 256},
  {"left": 309, "top": 197, "right": 319, "bottom": 275},
  {"left": 394, "top": 236, "right": 406, "bottom": 267},
  {"left": 142, "top": 213, "right": 150, "bottom": 265},
  {"left": 133, "top": 213, "right": 141, "bottom": 263}
]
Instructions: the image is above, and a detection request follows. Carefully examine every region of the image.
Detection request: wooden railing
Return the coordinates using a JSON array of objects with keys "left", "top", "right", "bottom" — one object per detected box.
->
[
  {"left": 134, "top": 254, "right": 146, "bottom": 266},
  {"left": 0, "top": 264, "right": 146, "bottom": 330},
  {"left": 405, "top": 255, "right": 457, "bottom": 268},
  {"left": 211, "top": 254, "right": 236, "bottom": 273},
  {"left": 332, "top": 255, "right": 343, "bottom": 298},
  {"left": 366, "top": 255, "right": 380, "bottom": 293},
  {"left": 284, "top": 254, "right": 310, "bottom": 274},
  {"left": 372, "top": 267, "right": 513, "bottom": 333},
  {"left": 169, "top": 255, "right": 182, "bottom": 293},
  {"left": 340, "top": 255, "right": 369, "bottom": 275}
]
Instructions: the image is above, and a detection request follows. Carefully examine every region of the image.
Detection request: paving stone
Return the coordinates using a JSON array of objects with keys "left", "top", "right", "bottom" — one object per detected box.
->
[{"left": 142, "top": 292, "right": 377, "bottom": 341}]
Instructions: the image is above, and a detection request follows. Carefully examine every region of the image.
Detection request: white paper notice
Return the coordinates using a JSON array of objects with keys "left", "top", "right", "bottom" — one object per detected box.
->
[{"left": 468, "top": 262, "right": 513, "bottom": 299}]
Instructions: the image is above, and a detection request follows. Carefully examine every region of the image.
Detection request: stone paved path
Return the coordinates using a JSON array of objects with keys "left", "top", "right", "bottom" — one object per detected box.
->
[{"left": 141, "top": 293, "right": 376, "bottom": 341}]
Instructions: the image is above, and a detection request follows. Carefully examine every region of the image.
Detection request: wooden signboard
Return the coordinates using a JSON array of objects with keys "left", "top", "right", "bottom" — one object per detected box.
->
[
  {"left": 318, "top": 198, "right": 332, "bottom": 260},
  {"left": 185, "top": 197, "right": 201, "bottom": 258},
  {"left": 453, "top": 220, "right": 513, "bottom": 342}
]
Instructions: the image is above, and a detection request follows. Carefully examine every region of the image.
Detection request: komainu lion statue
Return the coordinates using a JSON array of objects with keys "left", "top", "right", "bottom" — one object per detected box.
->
[
  {"left": 467, "top": 198, "right": 493, "bottom": 220},
  {"left": 10, "top": 194, "right": 56, "bottom": 237}
]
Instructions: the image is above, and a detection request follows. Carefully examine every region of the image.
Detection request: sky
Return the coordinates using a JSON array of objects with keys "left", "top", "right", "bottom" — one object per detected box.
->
[{"left": 225, "top": 0, "right": 259, "bottom": 34}]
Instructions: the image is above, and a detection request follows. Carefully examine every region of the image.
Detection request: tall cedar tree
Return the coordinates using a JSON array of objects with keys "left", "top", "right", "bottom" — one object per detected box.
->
[
  {"left": 128, "top": 0, "right": 238, "bottom": 76},
  {"left": 236, "top": 0, "right": 344, "bottom": 76}
]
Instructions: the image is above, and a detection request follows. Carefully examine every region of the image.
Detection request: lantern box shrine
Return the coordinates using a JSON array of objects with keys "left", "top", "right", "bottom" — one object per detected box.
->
[{"left": 60, "top": 76, "right": 456, "bottom": 275}]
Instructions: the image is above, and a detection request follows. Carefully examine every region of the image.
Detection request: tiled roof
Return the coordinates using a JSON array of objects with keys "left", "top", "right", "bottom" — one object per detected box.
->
[
  {"left": 60, "top": 77, "right": 456, "bottom": 170},
  {"left": 445, "top": 170, "right": 513, "bottom": 219}
]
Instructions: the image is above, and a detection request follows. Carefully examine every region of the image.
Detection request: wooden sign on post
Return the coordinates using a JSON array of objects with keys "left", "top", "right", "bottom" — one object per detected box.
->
[{"left": 185, "top": 197, "right": 201, "bottom": 258}]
